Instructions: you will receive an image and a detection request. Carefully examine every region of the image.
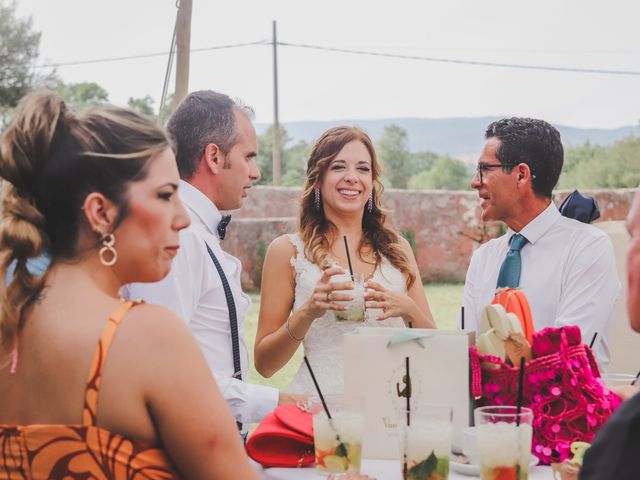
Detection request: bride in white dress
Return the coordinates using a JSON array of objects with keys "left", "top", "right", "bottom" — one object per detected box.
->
[{"left": 254, "top": 126, "right": 435, "bottom": 395}]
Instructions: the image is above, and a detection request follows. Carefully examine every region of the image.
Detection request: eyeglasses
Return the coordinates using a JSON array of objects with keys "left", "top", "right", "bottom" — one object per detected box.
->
[{"left": 474, "top": 162, "right": 516, "bottom": 184}]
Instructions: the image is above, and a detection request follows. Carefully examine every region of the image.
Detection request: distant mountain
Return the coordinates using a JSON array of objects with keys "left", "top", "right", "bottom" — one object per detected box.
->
[{"left": 256, "top": 117, "right": 639, "bottom": 160}]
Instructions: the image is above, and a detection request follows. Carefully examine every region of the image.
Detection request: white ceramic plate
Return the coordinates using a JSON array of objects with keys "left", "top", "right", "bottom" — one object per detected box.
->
[{"left": 450, "top": 455, "right": 539, "bottom": 477}]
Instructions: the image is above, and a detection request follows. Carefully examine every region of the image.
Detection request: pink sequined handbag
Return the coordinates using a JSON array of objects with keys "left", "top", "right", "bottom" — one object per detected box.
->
[{"left": 470, "top": 326, "right": 621, "bottom": 465}]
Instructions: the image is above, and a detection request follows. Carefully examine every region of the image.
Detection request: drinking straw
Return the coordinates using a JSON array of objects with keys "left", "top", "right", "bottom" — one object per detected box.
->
[
  {"left": 632, "top": 369, "right": 640, "bottom": 386},
  {"left": 405, "top": 356, "right": 411, "bottom": 425},
  {"left": 516, "top": 356, "right": 525, "bottom": 426},
  {"left": 304, "top": 356, "right": 333, "bottom": 419},
  {"left": 303, "top": 356, "right": 347, "bottom": 453},
  {"left": 343, "top": 235, "right": 355, "bottom": 281},
  {"left": 515, "top": 356, "right": 525, "bottom": 480},
  {"left": 589, "top": 332, "right": 598, "bottom": 349},
  {"left": 461, "top": 306, "right": 465, "bottom": 330},
  {"left": 404, "top": 355, "right": 410, "bottom": 479}
]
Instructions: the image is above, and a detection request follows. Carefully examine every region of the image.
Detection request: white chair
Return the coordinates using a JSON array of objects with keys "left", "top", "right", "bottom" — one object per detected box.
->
[{"left": 595, "top": 221, "right": 640, "bottom": 375}]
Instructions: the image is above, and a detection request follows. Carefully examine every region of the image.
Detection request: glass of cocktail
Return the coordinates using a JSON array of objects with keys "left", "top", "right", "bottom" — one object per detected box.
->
[
  {"left": 396, "top": 405, "right": 452, "bottom": 480},
  {"left": 474, "top": 406, "right": 533, "bottom": 480},
  {"left": 331, "top": 272, "right": 365, "bottom": 323},
  {"left": 311, "top": 395, "right": 365, "bottom": 476}
]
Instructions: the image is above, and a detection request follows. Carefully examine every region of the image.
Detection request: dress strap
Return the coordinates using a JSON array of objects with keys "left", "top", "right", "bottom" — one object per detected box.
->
[
  {"left": 82, "top": 300, "right": 141, "bottom": 427},
  {"left": 286, "top": 233, "right": 305, "bottom": 256}
]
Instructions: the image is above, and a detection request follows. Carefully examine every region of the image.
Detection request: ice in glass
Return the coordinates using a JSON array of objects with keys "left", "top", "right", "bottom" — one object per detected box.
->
[
  {"left": 330, "top": 273, "right": 365, "bottom": 323},
  {"left": 397, "top": 406, "right": 452, "bottom": 480},
  {"left": 474, "top": 406, "right": 533, "bottom": 480},
  {"left": 311, "top": 396, "right": 365, "bottom": 476}
]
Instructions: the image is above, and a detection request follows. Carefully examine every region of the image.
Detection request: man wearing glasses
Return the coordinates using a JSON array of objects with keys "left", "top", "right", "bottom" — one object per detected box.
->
[{"left": 462, "top": 117, "right": 618, "bottom": 367}]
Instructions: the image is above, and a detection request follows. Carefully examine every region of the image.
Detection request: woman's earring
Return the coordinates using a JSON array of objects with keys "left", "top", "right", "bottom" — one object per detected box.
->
[
  {"left": 368, "top": 192, "right": 373, "bottom": 213},
  {"left": 315, "top": 187, "right": 321, "bottom": 212},
  {"left": 99, "top": 233, "right": 118, "bottom": 266}
]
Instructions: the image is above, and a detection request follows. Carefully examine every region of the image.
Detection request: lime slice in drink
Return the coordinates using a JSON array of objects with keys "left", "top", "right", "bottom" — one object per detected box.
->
[{"left": 322, "top": 455, "right": 348, "bottom": 473}]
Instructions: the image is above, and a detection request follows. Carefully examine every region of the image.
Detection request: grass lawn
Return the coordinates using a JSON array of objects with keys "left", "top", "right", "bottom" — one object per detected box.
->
[{"left": 245, "top": 283, "right": 463, "bottom": 391}]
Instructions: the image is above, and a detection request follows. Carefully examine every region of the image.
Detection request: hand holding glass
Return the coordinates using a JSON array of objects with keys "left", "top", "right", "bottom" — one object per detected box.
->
[{"left": 330, "top": 273, "right": 365, "bottom": 323}]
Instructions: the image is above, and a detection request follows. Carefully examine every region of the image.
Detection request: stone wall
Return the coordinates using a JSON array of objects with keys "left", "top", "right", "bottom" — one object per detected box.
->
[{"left": 224, "top": 187, "right": 638, "bottom": 291}]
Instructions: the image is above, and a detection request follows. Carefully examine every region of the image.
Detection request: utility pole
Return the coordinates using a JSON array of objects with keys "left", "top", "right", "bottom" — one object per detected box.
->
[
  {"left": 272, "top": 20, "right": 281, "bottom": 186},
  {"left": 174, "top": 0, "right": 192, "bottom": 106}
]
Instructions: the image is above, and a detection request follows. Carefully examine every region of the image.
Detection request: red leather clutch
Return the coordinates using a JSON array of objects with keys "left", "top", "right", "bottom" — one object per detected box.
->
[{"left": 246, "top": 404, "right": 315, "bottom": 468}]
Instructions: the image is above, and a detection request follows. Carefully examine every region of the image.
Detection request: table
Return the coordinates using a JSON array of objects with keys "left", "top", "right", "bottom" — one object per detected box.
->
[{"left": 261, "top": 459, "right": 555, "bottom": 479}]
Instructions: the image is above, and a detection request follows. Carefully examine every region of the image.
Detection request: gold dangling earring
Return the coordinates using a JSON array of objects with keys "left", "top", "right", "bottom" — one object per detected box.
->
[{"left": 99, "top": 233, "right": 118, "bottom": 266}]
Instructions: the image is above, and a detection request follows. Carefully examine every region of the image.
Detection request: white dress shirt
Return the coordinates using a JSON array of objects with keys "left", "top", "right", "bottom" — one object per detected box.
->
[
  {"left": 462, "top": 202, "right": 619, "bottom": 367},
  {"left": 124, "top": 180, "right": 278, "bottom": 425}
]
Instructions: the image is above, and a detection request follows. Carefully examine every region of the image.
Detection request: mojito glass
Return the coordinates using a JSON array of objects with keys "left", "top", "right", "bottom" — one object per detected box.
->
[
  {"left": 331, "top": 272, "right": 365, "bottom": 323},
  {"left": 474, "top": 406, "right": 533, "bottom": 480},
  {"left": 397, "top": 406, "right": 452, "bottom": 480},
  {"left": 311, "top": 395, "right": 365, "bottom": 476}
]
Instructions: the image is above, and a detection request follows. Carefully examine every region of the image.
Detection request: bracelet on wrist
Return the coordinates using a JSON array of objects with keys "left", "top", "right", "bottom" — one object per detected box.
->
[{"left": 286, "top": 317, "right": 304, "bottom": 342}]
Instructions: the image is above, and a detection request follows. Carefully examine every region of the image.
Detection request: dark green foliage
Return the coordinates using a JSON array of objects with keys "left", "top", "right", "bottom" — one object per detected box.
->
[
  {"left": 400, "top": 229, "right": 417, "bottom": 256},
  {"left": 0, "top": 1, "right": 41, "bottom": 109},
  {"left": 256, "top": 125, "right": 311, "bottom": 187}
]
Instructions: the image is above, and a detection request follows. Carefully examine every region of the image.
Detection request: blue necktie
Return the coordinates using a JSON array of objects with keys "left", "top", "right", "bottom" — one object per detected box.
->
[{"left": 496, "top": 233, "right": 528, "bottom": 289}]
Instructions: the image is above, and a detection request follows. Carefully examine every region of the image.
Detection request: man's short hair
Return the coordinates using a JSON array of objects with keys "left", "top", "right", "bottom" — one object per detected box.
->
[
  {"left": 485, "top": 117, "right": 563, "bottom": 198},
  {"left": 166, "top": 90, "right": 254, "bottom": 179}
]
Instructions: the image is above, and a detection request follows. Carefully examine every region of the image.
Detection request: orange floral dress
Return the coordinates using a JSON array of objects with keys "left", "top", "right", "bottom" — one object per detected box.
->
[{"left": 0, "top": 301, "right": 181, "bottom": 479}]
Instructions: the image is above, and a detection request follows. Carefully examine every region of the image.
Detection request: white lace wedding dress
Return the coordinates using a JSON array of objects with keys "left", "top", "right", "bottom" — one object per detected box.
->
[{"left": 286, "top": 233, "right": 406, "bottom": 395}]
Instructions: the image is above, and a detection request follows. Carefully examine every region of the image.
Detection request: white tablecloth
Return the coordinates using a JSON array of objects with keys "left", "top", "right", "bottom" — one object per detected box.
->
[{"left": 260, "top": 459, "right": 554, "bottom": 479}]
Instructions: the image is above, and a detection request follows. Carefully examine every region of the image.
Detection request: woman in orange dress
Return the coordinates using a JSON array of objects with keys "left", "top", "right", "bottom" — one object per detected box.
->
[{"left": 0, "top": 90, "right": 260, "bottom": 479}]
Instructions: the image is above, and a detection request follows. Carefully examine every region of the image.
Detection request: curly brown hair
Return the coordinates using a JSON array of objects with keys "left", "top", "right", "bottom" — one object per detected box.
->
[{"left": 298, "top": 126, "right": 415, "bottom": 289}]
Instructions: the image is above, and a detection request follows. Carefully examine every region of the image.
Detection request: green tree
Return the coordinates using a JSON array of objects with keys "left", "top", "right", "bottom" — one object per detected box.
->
[
  {"left": 409, "top": 155, "right": 469, "bottom": 190},
  {"left": 0, "top": 1, "right": 40, "bottom": 108},
  {"left": 573, "top": 136, "right": 640, "bottom": 188},
  {"left": 127, "top": 95, "right": 155, "bottom": 119},
  {"left": 157, "top": 93, "right": 176, "bottom": 125},
  {"left": 256, "top": 125, "right": 310, "bottom": 186},
  {"left": 559, "top": 136, "right": 640, "bottom": 189},
  {"left": 281, "top": 140, "right": 310, "bottom": 187},
  {"left": 411, "top": 150, "right": 438, "bottom": 174},
  {"left": 55, "top": 81, "right": 109, "bottom": 111},
  {"left": 377, "top": 124, "right": 413, "bottom": 189},
  {"left": 558, "top": 141, "right": 605, "bottom": 189}
]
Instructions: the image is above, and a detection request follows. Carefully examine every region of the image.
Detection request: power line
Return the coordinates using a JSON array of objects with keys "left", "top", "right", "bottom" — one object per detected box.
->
[
  {"left": 33, "top": 38, "right": 640, "bottom": 76},
  {"left": 34, "top": 40, "right": 269, "bottom": 68},
  {"left": 278, "top": 41, "right": 640, "bottom": 76}
]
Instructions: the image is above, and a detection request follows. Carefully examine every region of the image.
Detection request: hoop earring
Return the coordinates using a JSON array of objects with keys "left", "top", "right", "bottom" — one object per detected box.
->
[
  {"left": 368, "top": 192, "right": 373, "bottom": 213},
  {"left": 315, "top": 187, "right": 321, "bottom": 212},
  {"left": 99, "top": 233, "right": 118, "bottom": 266}
]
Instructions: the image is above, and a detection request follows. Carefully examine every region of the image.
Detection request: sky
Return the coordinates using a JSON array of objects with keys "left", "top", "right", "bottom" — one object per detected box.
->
[{"left": 14, "top": 0, "right": 640, "bottom": 129}]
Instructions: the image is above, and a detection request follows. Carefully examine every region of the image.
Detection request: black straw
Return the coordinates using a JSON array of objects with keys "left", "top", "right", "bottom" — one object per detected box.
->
[
  {"left": 404, "top": 356, "right": 410, "bottom": 479},
  {"left": 632, "top": 369, "right": 640, "bottom": 386},
  {"left": 304, "top": 355, "right": 332, "bottom": 419},
  {"left": 589, "top": 332, "right": 598, "bottom": 349},
  {"left": 304, "top": 355, "right": 347, "bottom": 455},
  {"left": 405, "top": 356, "right": 411, "bottom": 426},
  {"left": 343, "top": 235, "right": 355, "bottom": 281},
  {"left": 516, "top": 356, "right": 525, "bottom": 426},
  {"left": 461, "top": 306, "right": 465, "bottom": 330}
]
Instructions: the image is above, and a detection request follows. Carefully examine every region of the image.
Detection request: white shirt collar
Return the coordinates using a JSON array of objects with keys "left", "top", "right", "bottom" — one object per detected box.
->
[
  {"left": 179, "top": 180, "right": 221, "bottom": 237},
  {"left": 508, "top": 201, "right": 561, "bottom": 245}
]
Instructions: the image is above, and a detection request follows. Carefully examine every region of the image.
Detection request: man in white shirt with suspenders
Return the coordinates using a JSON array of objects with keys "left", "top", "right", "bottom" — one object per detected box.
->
[{"left": 125, "top": 90, "right": 305, "bottom": 437}]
